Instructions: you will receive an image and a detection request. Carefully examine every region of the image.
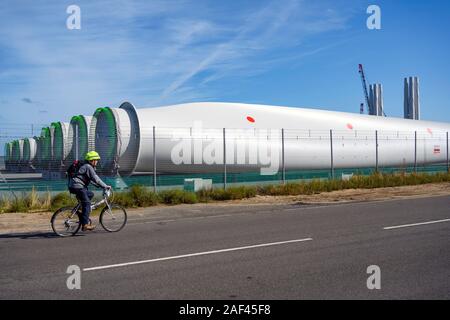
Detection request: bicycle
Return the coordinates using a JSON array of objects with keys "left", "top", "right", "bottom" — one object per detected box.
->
[{"left": 51, "top": 188, "right": 127, "bottom": 237}]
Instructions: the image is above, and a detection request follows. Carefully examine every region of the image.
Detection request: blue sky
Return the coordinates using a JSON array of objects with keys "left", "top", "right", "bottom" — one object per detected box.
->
[{"left": 0, "top": 0, "right": 449, "bottom": 131}]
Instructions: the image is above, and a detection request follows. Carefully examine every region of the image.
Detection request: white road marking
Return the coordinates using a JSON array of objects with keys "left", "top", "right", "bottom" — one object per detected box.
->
[
  {"left": 383, "top": 218, "right": 450, "bottom": 230},
  {"left": 83, "top": 238, "right": 313, "bottom": 272}
]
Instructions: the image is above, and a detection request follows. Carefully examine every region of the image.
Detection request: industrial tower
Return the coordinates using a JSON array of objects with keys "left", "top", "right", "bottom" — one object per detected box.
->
[{"left": 404, "top": 77, "right": 420, "bottom": 120}]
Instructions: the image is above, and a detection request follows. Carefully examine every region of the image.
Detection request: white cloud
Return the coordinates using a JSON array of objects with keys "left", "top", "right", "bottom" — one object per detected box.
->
[
  {"left": 158, "top": 0, "right": 351, "bottom": 100},
  {"left": 0, "top": 0, "right": 353, "bottom": 124}
]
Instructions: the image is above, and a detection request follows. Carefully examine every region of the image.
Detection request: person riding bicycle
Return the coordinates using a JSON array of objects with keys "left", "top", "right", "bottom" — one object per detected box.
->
[{"left": 68, "top": 151, "right": 111, "bottom": 232}]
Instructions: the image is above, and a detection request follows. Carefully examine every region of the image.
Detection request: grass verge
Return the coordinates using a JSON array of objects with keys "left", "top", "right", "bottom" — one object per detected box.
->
[{"left": 1, "top": 172, "right": 450, "bottom": 213}]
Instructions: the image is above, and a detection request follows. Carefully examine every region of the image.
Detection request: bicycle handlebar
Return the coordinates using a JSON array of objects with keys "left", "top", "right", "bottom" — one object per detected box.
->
[{"left": 103, "top": 188, "right": 113, "bottom": 199}]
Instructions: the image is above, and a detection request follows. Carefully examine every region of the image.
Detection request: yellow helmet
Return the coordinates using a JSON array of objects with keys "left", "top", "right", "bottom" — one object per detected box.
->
[{"left": 85, "top": 151, "right": 101, "bottom": 161}]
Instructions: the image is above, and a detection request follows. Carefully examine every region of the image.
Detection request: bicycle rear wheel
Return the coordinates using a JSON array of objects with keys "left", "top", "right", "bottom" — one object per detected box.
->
[
  {"left": 51, "top": 206, "right": 81, "bottom": 237},
  {"left": 99, "top": 204, "right": 127, "bottom": 232}
]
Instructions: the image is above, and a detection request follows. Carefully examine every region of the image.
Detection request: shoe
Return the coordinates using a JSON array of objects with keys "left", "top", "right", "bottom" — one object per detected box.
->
[{"left": 82, "top": 224, "right": 95, "bottom": 231}]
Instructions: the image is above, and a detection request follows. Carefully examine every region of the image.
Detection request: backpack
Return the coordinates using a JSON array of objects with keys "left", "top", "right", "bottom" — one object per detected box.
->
[
  {"left": 67, "top": 161, "right": 92, "bottom": 188},
  {"left": 66, "top": 160, "right": 83, "bottom": 180}
]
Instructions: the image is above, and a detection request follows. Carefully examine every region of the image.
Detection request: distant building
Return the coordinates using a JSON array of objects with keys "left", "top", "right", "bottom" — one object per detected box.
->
[
  {"left": 369, "top": 84, "right": 384, "bottom": 116},
  {"left": 404, "top": 77, "right": 420, "bottom": 120}
]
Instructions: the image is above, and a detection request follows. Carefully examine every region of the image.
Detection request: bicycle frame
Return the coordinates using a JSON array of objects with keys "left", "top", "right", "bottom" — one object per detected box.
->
[{"left": 68, "top": 189, "right": 113, "bottom": 219}]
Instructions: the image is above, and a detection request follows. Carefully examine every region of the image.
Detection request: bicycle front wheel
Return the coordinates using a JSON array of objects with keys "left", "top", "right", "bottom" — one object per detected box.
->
[
  {"left": 51, "top": 207, "right": 81, "bottom": 237},
  {"left": 99, "top": 204, "right": 127, "bottom": 232}
]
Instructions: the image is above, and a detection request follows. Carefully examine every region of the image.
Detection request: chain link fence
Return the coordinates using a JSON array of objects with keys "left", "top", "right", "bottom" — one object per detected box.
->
[{"left": 1, "top": 125, "right": 449, "bottom": 195}]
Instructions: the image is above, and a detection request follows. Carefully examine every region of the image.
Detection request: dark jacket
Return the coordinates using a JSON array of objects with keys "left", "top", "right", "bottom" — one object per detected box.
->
[{"left": 68, "top": 162, "right": 108, "bottom": 190}]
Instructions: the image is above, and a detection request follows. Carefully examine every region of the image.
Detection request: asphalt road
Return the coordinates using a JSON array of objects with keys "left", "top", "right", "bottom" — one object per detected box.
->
[{"left": 0, "top": 195, "right": 449, "bottom": 299}]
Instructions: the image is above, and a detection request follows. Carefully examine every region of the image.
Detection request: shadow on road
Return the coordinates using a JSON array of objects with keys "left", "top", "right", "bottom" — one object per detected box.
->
[{"left": 0, "top": 232, "right": 86, "bottom": 240}]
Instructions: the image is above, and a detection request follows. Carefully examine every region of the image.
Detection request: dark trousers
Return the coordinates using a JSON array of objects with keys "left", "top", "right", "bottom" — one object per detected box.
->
[{"left": 69, "top": 188, "right": 94, "bottom": 225}]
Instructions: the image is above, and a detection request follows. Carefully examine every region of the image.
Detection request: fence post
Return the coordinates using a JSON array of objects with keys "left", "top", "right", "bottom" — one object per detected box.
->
[
  {"left": 447, "top": 132, "right": 449, "bottom": 172},
  {"left": 75, "top": 124, "right": 80, "bottom": 160},
  {"left": 281, "top": 128, "right": 286, "bottom": 184},
  {"left": 330, "top": 129, "right": 334, "bottom": 179},
  {"left": 375, "top": 130, "right": 378, "bottom": 173},
  {"left": 153, "top": 126, "right": 157, "bottom": 193},
  {"left": 414, "top": 131, "right": 417, "bottom": 173},
  {"left": 223, "top": 128, "right": 227, "bottom": 190}
]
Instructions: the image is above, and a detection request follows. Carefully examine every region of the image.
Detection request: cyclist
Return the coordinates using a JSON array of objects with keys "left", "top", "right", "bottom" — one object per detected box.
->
[{"left": 68, "top": 151, "right": 111, "bottom": 231}]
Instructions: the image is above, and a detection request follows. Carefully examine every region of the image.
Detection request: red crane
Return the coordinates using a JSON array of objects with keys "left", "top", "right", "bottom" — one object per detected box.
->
[
  {"left": 358, "top": 64, "right": 371, "bottom": 115},
  {"left": 358, "top": 64, "right": 387, "bottom": 116}
]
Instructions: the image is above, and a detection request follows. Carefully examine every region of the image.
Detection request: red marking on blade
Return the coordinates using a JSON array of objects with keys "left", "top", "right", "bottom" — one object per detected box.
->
[
  {"left": 347, "top": 123, "right": 353, "bottom": 130},
  {"left": 427, "top": 128, "right": 433, "bottom": 134},
  {"left": 247, "top": 116, "right": 255, "bottom": 123}
]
